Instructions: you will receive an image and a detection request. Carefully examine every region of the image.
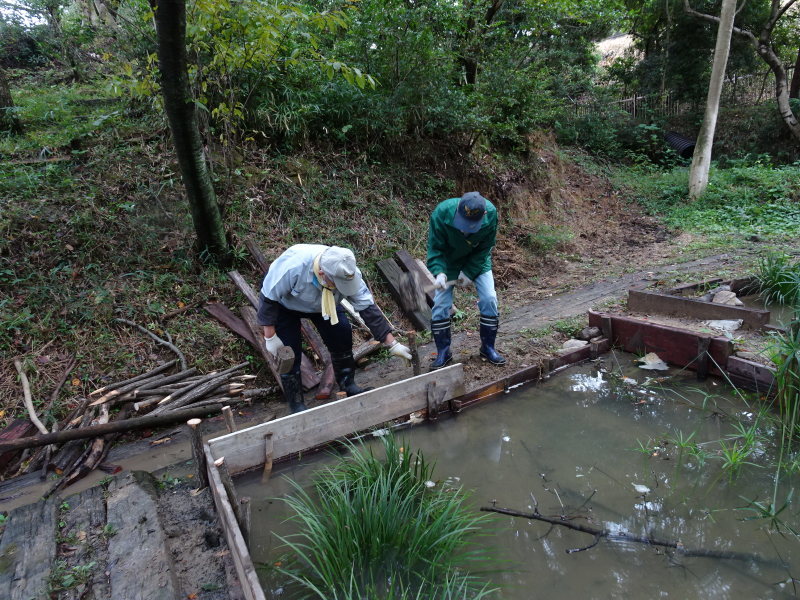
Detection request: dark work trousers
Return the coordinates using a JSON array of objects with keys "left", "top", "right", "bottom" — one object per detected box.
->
[{"left": 274, "top": 304, "right": 353, "bottom": 375}]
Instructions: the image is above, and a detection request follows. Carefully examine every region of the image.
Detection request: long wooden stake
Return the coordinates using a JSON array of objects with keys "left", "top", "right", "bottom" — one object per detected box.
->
[
  {"left": 188, "top": 418, "right": 209, "bottom": 489},
  {"left": 221, "top": 406, "right": 237, "bottom": 433},
  {"left": 89, "top": 359, "right": 178, "bottom": 397},
  {"left": 408, "top": 331, "right": 421, "bottom": 376},
  {"left": 261, "top": 432, "right": 274, "bottom": 483},
  {"left": 0, "top": 404, "right": 234, "bottom": 454},
  {"left": 240, "top": 496, "right": 251, "bottom": 546}
]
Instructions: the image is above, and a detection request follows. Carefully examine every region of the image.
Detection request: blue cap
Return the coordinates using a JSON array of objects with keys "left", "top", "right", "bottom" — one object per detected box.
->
[{"left": 452, "top": 192, "right": 487, "bottom": 234}]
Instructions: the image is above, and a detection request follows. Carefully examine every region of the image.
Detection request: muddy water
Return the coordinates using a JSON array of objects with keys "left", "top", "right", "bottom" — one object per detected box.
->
[
  {"left": 238, "top": 358, "right": 799, "bottom": 599},
  {"left": 740, "top": 294, "right": 796, "bottom": 327}
]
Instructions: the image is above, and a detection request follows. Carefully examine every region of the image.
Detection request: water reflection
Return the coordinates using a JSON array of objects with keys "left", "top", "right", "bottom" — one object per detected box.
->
[{"left": 239, "top": 359, "right": 799, "bottom": 600}]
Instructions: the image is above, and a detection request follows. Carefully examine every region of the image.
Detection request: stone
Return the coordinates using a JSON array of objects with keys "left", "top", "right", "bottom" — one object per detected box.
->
[
  {"left": 712, "top": 290, "right": 743, "bottom": 306},
  {"left": 636, "top": 352, "right": 669, "bottom": 371},
  {"left": 562, "top": 339, "right": 589, "bottom": 350},
  {"left": 577, "top": 326, "right": 601, "bottom": 341},
  {"left": 703, "top": 319, "right": 743, "bottom": 332}
]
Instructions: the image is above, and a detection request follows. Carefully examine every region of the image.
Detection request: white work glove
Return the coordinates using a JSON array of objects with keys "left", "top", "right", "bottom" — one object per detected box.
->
[
  {"left": 388, "top": 340, "right": 412, "bottom": 361},
  {"left": 264, "top": 334, "right": 284, "bottom": 357},
  {"left": 434, "top": 273, "right": 448, "bottom": 290},
  {"left": 457, "top": 272, "right": 472, "bottom": 288}
]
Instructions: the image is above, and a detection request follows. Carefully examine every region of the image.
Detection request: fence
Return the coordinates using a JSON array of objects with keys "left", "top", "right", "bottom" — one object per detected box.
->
[{"left": 575, "top": 65, "right": 795, "bottom": 120}]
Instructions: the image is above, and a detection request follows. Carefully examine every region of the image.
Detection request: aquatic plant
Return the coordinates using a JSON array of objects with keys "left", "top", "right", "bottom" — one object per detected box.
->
[
  {"left": 276, "top": 435, "right": 497, "bottom": 599},
  {"left": 768, "top": 311, "right": 800, "bottom": 452},
  {"left": 717, "top": 440, "right": 760, "bottom": 482},
  {"left": 667, "top": 429, "right": 697, "bottom": 468},
  {"left": 737, "top": 490, "right": 798, "bottom": 537}
]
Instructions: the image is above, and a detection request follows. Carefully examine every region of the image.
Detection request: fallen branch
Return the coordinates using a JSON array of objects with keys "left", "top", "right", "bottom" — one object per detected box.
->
[
  {"left": 14, "top": 360, "right": 49, "bottom": 435},
  {"left": 0, "top": 404, "right": 237, "bottom": 454},
  {"left": 89, "top": 359, "right": 178, "bottom": 397},
  {"left": 481, "top": 505, "right": 771, "bottom": 562},
  {"left": 115, "top": 318, "right": 187, "bottom": 370}
]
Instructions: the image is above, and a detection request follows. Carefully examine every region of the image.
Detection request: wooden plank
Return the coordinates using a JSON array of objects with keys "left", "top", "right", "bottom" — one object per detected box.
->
[
  {"left": 726, "top": 356, "right": 776, "bottom": 390},
  {"left": 228, "top": 270, "right": 261, "bottom": 309},
  {"left": 588, "top": 312, "right": 732, "bottom": 376},
  {"left": 668, "top": 278, "right": 724, "bottom": 295},
  {"left": 628, "top": 289, "right": 769, "bottom": 330},
  {"left": 0, "top": 496, "right": 57, "bottom": 600},
  {"left": 240, "top": 306, "right": 285, "bottom": 392},
  {"left": 208, "top": 364, "right": 465, "bottom": 473},
  {"left": 395, "top": 249, "right": 435, "bottom": 307},
  {"left": 205, "top": 448, "right": 267, "bottom": 600},
  {"left": 244, "top": 238, "right": 271, "bottom": 273},
  {"left": 550, "top": 344, "right": 592, "bottom": 371},
  {"left": 377, "top": 258, "right": 429, "bottom": 331},
  {"left": 205, "top": 302, "right": 258, "bottom": 346},
  {"left": 106, "top": 473, "right": 179, "bottom": 600}
]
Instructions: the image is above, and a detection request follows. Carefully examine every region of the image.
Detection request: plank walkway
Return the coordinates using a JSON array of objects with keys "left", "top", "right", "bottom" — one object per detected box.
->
[{"left": 0, "top": 472, "right": 244, "bottom": 600}]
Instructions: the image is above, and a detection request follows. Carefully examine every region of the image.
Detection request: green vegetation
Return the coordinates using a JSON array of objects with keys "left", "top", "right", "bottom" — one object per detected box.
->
[
  {"left": 753, "top": 253, "right": 800, "bottom": 307},
  {"left": 614, "top": 160, "right": 800, "bottom": 240},
  {"left": 275, "top": 435, "right": 496, "bottom": 599}
]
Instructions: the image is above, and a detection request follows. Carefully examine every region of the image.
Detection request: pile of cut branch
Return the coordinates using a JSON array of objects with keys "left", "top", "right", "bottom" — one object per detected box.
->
[{"left": 2, "top": 353, "right": 270, "bottom": 495}]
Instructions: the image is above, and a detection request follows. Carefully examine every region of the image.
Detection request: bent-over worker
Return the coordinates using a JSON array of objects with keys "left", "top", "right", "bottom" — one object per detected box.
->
[
  {"left": 257, "top": 244, "right": 411, "bottom": 413},
  {"left": 427, "top": 191, "right": 505, "bottom": 369}
]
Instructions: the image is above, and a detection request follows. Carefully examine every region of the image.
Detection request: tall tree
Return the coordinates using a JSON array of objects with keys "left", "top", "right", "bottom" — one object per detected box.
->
[
  {"left": 684, "top": 0, "right": 800, "bottom": 142},
  {"left": 790, "top": 46, "right": 800, "bottom": 98},
  {"left": 150, "top": 0, "right": 231, "bottom": 265},
  {"left": 0, "top": 67, "right": 23, "bottom": 133},
  {"left": 688, "top": 0, "right": 736, "bottom": 199}
]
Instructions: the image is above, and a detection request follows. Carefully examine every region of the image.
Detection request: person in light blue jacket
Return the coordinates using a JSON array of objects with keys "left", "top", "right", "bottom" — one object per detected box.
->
[{"left": 257, "top": 244, "right": 411, "bottom": 413}]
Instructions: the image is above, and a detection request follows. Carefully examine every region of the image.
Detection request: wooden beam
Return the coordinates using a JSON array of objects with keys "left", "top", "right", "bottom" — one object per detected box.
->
[
  {"left": 208, "top": 364, "right": 465, "bottom": 473},
  {"left": 228, "top": 270, "right": 261, "bottom": 309},
  {"left": 627, "top": 289, "right": 769, "bottom": 330},
  {"left": 377, "top": 258, "right": 429, "bottom": 331},
  {"left": 205, "top": 302, "right": 258, "bottom": 346},
  {"left": 205, "top": 447, "right": 266, "bottom": 600}
]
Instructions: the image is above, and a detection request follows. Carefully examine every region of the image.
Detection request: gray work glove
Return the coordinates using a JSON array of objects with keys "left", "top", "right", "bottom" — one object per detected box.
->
[
  {"left": 433, "top": 273, "right": 448, "bottom": 290},
  {"left": 388, "top": 340, "right": 412, "bottom": 361},
  {"left": 264, "top": 334, "right": 284, "bottom": 357}
]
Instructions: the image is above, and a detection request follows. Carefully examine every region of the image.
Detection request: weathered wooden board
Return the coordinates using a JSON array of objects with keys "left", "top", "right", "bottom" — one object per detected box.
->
[
  {"left": 205, "top": 302, "right": 259, "bottom": 346},
  {"left": 61, "top": 485, "right": 112, "bottom": 599},
  {"left": 589, "top": 311, "right": 732, "bottom": 376},
  {"left": 205, "top": 448, "right": 266, "bottom": 600},
  {"left": 628, "top": 289, "right": 769, "bottom": 330},
  {"left": 0, "top": 496, "right": 57, "bottom": 600},
  {"left": 668, "top": 278, "right": 724, "bottom": 295},
  {"left": 208, "top": 364, "right": 465, "bottom": 473},
  {"left": 106, "top": 473, "right": 179, "bottom": 600},
  {"left": 395, "top": 249, "right": 435, "bottom": 308},
  {"left": 377, "top": 258, "right": 429, "bottom": 331},
  {"left": 726, "top": 356, "right": 776, "bottom": 392}
]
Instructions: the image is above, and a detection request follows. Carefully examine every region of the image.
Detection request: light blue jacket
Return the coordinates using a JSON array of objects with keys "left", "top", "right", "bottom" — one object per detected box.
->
[{"left": 260, "top": 244, "right": 375, "bottom": 313}]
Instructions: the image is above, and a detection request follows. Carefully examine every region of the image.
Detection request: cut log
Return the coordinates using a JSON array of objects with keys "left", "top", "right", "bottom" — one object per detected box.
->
[
  {"left": 90, "top": 360, "right": 179, "bottom": 397},
  {"left": 0, "top": 419, "right": 36, "bottom": 471},
  {"left": 0, "top": 404, "right": 238, "bottom": 454}
]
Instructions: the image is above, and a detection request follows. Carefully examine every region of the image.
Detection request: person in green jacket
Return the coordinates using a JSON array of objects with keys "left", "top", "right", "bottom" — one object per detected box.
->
[{"left": 427, "top": 191, "right": 505, "bottom": 369}]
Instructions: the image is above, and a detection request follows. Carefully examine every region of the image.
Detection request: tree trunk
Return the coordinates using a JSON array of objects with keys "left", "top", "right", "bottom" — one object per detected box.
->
[
  {"left": 0, "top": 68, "right": 23, "bottom": 134},
  {"left": 788, "top": 46, "right": 799, "bottom": 99},
  {"left": 688, "top": 0, "right": 736, "bottom": 200},
  {"left": 757, "top": 40, "right": 800, "bottom": 140},
  {"left": 151, "top": 0, "right": 231, "bottom": 266}
]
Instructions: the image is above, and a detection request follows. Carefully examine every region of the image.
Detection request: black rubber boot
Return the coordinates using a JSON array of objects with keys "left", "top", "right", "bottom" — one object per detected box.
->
[
  {"left": 430, "top": 318, "right": 453, "bottom": 370},
  {"left": 330, "top": 352, "right": 373, "bottom": 396},
  {"left": 280, "top": 372, "right": 308, "bottom": 413},
  {"left": 479, "top": 315, "right": 506, "bottom": 365}
]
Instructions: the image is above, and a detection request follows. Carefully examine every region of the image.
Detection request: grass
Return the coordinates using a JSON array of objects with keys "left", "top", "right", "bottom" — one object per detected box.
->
[
  {"left": 613, "top": 160, "right": 800, "bottom": 241},
  {"left": 753, "top": 252, "right": 800, "bottom": 306},
  {"left": 275, "top": 435, "right": 497, "bottom": 599}
]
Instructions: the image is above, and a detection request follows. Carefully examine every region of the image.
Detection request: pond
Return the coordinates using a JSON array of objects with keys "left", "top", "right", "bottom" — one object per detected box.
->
[
  {"left": 237, "top": 356, "right": 799, "bottom": 599},
  {"left": 740, "top": 294, "right": 796, "bottom": 327}
]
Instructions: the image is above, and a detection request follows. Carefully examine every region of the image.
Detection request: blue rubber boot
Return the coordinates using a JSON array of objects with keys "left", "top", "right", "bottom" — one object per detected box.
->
[
  {"left": 430, "top": 318, "right": 453, "bottom": 370},
  {"left": 479, "top": 315, "right": 506, "bottom": 365}
]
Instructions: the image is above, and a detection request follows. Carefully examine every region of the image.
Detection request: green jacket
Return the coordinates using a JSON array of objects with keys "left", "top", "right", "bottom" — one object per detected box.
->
[{"left": 426, "top": 197, "right": 497, "bottom": 281}]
